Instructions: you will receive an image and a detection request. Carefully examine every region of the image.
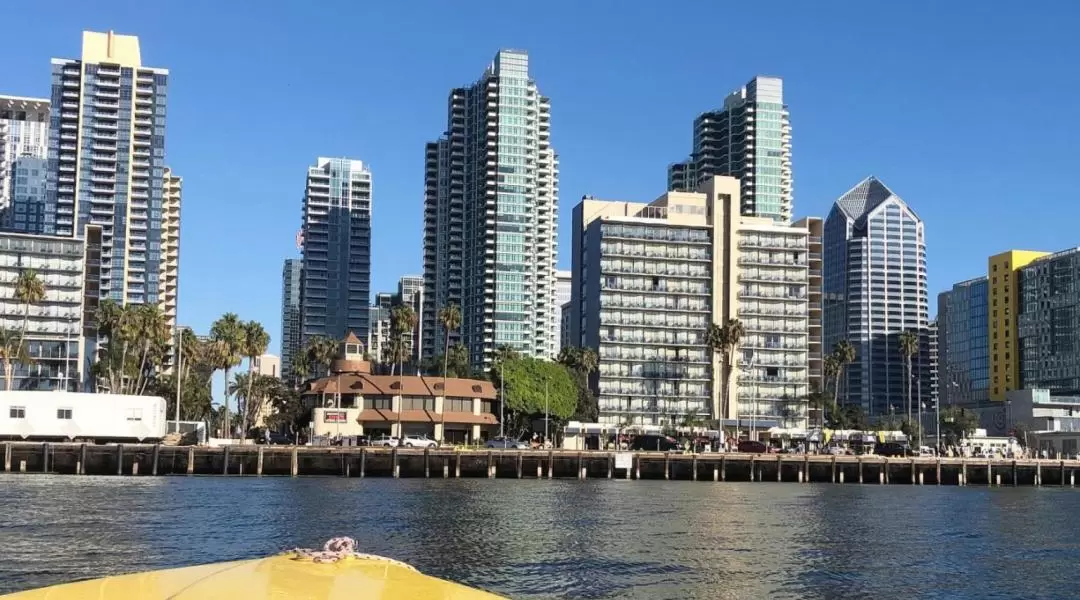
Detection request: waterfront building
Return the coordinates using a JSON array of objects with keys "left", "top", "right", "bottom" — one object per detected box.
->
[
  {"left": 421, "top": 50, "right": 558, "bottom": 369},
  {"left": 302, "top": 333, "right": 497, "bottom": 443},
  {"left": 823, "top": 177, "right": 929, "bottom": 418},
  {"left": 46, "top": 31, "right": 170, "bottom": 309},
  {"left": 668, "top": 76, "right": 792, "bottom": 223},
  {"left": 0, "top": 232, "right": 89, "bottom": 390},
  {"left": 555, "top": 269, "right": 571, "bottom": 351},
  {"left": 1018, "top": 248, "right": 1080, "bottom": 394},
  {"left": 279, "top": 258, "right": 302, "bottom": 381},
  {"left": 793, "top": 216, "right": 823, "bottom": 392},
  {"left": 570, "top": 175, "right": 809, "bottom": 430},
  {"left": 0, "top": 96, "right": 50, "bottom": 222},
  {"left": 989, "top": 250, "right": 1048, "bottom": 400},
  {"left": 299, "top": 157, "right": 372, "bottom": 350},
  {"left": 937, "top": 277, "right": 989, "bottom": 408}
]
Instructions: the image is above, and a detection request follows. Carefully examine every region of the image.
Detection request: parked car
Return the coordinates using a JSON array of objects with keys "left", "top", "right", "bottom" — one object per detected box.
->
[
  {"left": 401, "top": 435, "right": 438, "bottom": 448},
  {"left": 875, "top": 442, "right": 913, "bottom": 457},
  {"left": 260, "top": 431, "right": 293, "bottom": 445},
  {"left": 370, "top": 435, "right": 399, "bottom": 447},
  {"left": 486, "top": 436, "right": 528, "bottom": 449},
  {"left": 737, "top": 440, "right": 768, "bottom": 454},
  {"left": 629, "top": 434, "right": 680, "bottom": 452}
]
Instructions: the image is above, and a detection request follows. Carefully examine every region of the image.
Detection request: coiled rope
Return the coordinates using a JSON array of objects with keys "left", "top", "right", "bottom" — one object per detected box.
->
[{"left": 289, "top": 536, "right": 417, "bottom": 570}]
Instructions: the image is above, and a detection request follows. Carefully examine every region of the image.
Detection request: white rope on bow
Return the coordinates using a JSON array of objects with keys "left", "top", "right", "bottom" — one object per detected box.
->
[{"left": 289, "top": 536, "right": 417, "bottom": 570}]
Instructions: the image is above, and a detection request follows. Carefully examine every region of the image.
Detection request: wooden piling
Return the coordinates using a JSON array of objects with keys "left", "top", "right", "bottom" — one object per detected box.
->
[
  {"left": 290, "top": 447, "right": 299, "bottom": 477},
  {"left": 664, "top": 453, "right": 670, "bottom": 480},
  {"left": 714, "top": 466, "right": 719, "bottom": 482},
  {"left": 3, "top": 442, "right": 10, "bottom": 472},
  {"left": 1061, "top": 461, "right": 1066, "bottom": 487},
  {"left": 831, "top": 455, "right": 837, "bottom": 483},
  {"left": 79, "top": 444, "right": 87, "bottom": 475},
  {"left": 911, "top": 459, "right": 917, "bottom": 485},
  {"left": 1036, "top": 461, "right": 1042, "bottom": 486},
  {"left": 858, "top": 457, "right": 864, "bottom": 484},
  {"left": 693, "top": 455, "right": 698, "bottom": 482},
  {"left": 222, "top": 445, "right": 230, "bottom": 476},
  {"left": 885, "top": 460, "right": 891, "bottom": 484},
  {"left": 360, "top": 448, "right": 367, "bottom": 478},
  {"left": 547, "top": 451, "right": 554, "bottom": 479},
  {"left": 132, "top": 461, "right": 139, "bottom": 475},
  {"left": 41, "top": 442, "right": 49, "bottom": 473},
  {"left": 152, "top": 444, "right": 160, "bottom": 476},
  {"left": 19, "top": 460, "right": 26, "bottom": 473},
  {"left": 487, "top": 451, "right": 495, "bottom": 479},
  {"left": 536, "top": 462, "right": 542, "bottom": 478},
  {"left": 960, "top": 460, "right": 966, "bottom": 486},
  {"left": 634, "top": 455, "right": 640, "bottom": 480},
  {"left": 425, "top": 448, "right": 431, "bottom": 479},
  {"left": 720, "top": 455, "right": 726, "bottom": 481},
  {"left": 936, "top": 460, "right": 941, "bottom": 485},
  {"left": 776, "top": 455, "right": 782, "bottom": 482},
  {"left": 455, "top": 452, "right": 461, "bottom": 478},
  {"left": 187, "top": 446, "right": 194, "bottom": 475},
  {"left": 578, "top": 452, "right": 584, "bottom": 480},
  {"left": 444, "top": 463, "right": 450, "bottom": 478},
  {"left": 116, "top": 444, "right": 124, "bottom": 476},
  {"left": 517, "top": 452, "right": 523, "bottom": 479},
  {"left": 394, "top": 449, "right": 401, "bottom": 479},
  {"left": 257, "top": 447, "right": 264, "bottom": 476},
  {"left": 607, "top": 454, "right": 612, "bottom": 479},
  {"left": 987, "top": 460, "right": 991, "bottom": 487}
]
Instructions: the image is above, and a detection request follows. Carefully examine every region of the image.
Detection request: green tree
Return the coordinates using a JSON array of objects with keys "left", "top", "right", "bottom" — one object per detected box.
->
[
  {"left": 390, "top": 304, "right": 417, "bottom": 377},
  {"left": 14, "top": 268, "right": 45, "bottom": 352},
  {"left": 437, "top": 302, "right": 462, "bottom": 381},
  {"left": 804, "top": 383, "right": 833, "bottom": 429},
  {"left": 557, "top": 346, "right": 600, "bottom": 422},
  {"left": 0, "top": 329, "right": 29, "bottom": 391},
  {"left": 940, "top": 406, "right": 979, "bottom": 446},
  {"left": 831, "top": 340, "right": 856, "bottom": 407},
  {"left": 239, "top": 320, "right": 271, "bottom": 436},
  {"left": 131, "top": 303, "right": 170, "bottom": 396},
  {"left": 291, "top": 347, "right": 312, "bottom": 388},
  {"left": 230, "top": 371, "right": 283, "bottom": 435},
  {"left": 898, "top": 329, "right": 919, "bottom": 425},
  {"left": 92, "top": 300, "right": 170, "bottom": 395},
  {"left": 209, "top": 313, "right": 245, "bottom": 437},
  {"left": 304, "top": 335, "right": 338, "bottom": 377},
  {"left": 498, "top": 356, "right": 576, "bottom": 435},
  {"left": 706, "top": 318, "right": 745, "bottom": 425}
]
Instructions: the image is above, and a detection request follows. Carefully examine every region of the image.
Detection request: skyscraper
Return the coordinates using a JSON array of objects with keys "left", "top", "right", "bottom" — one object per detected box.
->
[
  {"left": 1017, "top": 248, "right": 1080, "bottom": 394},
  {"left": 397, "top": 274, "right": 423, "bottom": 361},
  {"left": 7, "top": 155, "right": 49, "bottom": 234},
  {"left": 160, "top": 167, "right": 180, "bottom": 339},
  {"left": 668, "top": 76, "right": 792, "bottom": 222},
  {"left": 554, "top": 269, "right": 571, "bottom": 351},
  {"left": 989, "top": 250, "right": 1047, "bottom": 400},
  {"left": 46, "top": 31, "right": 170, "bottom": 310},
  {"left": 938, "top": 276, "right": 989, "bottom": 408},
  {"left": 571, "top": 176, "right": 810, "bottom": 429},
  {"left": 823, "top": 177, "right": 929, "bottom": 417},
  {"left": 0, "top": 95, "right": 50, "bottom": 220},
  {"left": 422, "top": 50, "right": 558, "bottom": 370},
  {"left": 299, "top": 157, "right": 372, "bottom": 349},
  {"left": 280, "top": 258, "right": 302, "bottom": 380}
]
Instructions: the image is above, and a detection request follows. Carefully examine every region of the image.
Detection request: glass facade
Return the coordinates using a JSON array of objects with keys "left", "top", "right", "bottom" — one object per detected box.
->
[
  {"left": 280, "top": 258, "right": 302, "bottom": 380},
  {"left": 8, "top": 156, "right": 48, "bottom": 234},
  {"left": 668, "top": 76, "right": 792, "bottom": 222},
  {"left": 938, "top": 277, "right": 989, "bottom": 407},
  {"left": 1019, "top": 249, "right": 1080, "bottom": 393},
  {"left": 300, "top": 158, "right": 372, "bottom": 349},
  {"left": 823, "top": 177, "right": 929, "bottom": 417},
  {"left": 422, "top": 50, "right": 558, "bottom": 370},
  {"left": 0, "top": 96, "right": 50, "bottom": 222}
]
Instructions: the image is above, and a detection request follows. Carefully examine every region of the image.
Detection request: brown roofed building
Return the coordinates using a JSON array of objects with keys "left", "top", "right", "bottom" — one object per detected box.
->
[{"left": 304, "top": 334, "right": 498, "bottom": 443}]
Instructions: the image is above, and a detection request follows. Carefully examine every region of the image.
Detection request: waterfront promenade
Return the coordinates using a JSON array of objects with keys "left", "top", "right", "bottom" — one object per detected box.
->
[{"left": 2, "top": 442, "right": 1078, "bottom": 486}]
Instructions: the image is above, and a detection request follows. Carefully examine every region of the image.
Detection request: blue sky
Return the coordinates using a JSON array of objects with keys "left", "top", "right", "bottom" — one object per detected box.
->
[{"left": 3, "top": 0, "right": 1080, "bottom": 353}]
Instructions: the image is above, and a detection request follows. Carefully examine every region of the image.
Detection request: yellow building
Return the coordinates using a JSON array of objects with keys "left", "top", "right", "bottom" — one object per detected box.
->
[{"left": 988, "top": 250, "right": 1047, "bottom": 400}]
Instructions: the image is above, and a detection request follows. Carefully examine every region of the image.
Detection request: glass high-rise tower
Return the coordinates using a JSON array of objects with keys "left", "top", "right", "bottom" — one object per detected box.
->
[
  {"left": 421, "top": 50, "right": 558, "bottom": 369},
  {"left": 823, "top": 177, "right": 929, "bottom": 417},
  {"left": 668, "top": 76, "right": 792, "bottom": 223},
  {"left": 299, "top": 157, "right": 372, "bottom": 350},
  {"left": 280, "top": 258, "right": 303, "bottom": 381},
  {"left": 0, "top": 96, "right": 50, "bottom": 223}
]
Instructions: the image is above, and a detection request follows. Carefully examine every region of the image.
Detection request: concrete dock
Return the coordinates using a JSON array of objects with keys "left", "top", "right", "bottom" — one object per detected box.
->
[{"left": 2, "top": 442, "right": 1077, "bottom": 486}]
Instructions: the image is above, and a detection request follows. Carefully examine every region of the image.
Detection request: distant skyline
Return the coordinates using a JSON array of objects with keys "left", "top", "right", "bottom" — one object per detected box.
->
[{"left": 3, "top": 1, "right": 1080, "bottom": 352}]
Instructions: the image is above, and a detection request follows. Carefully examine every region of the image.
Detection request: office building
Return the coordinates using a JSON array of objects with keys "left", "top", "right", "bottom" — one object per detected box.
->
[
  {"left": 989, "top": 250, "right": 1047, "bottom": 400},
  {"left": 1018, "top": 248, "right": 1080, "bottom": 394},
  {"left": 46, "top": 31, "right": 169, "bottom": 311},
  {"left": 794, "top": 216, "right": 823, "bottom": 392},
  {"left": 422, "top": 49, "right": 558, "bottom": 370},
  {"left": 299, "top": 157, "right": 372, "bottom": 350},
  {"left": 928, "top": 320, "right": 939, "bottom": 409},
  {"left": 559, "top": 301, "right": 571, "bottom": 351},
  {"left": 279, "top": 258, "right": 302, "bottom": 380},
  {"left": 0, "top": 96, "right": 50, "bottom": 220},
  {"left": 938, "top": 277, "right": 989, "bottom": 408},
  {"left": 8, "top": 156, "right": 49, "bottom": 234},
  {"left": 555, "top": 269, "right": 571, "bottom": 351},
  {"left": 0, "top": 232, "right": 88, "bottom": 390},
  {"left": 668, "top": 76, "right": 792, "bottom": 222},
  {"left": 823, "top": 177, "right": 929, "bottom": 417},
  {"left": 571, "top": 176, "right": 809, "bottom": 429}
]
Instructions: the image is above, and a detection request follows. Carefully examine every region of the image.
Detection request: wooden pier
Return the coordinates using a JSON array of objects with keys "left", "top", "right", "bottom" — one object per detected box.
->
[{"left": 1, "top": 442, "right": 1076, "bottom": 486}]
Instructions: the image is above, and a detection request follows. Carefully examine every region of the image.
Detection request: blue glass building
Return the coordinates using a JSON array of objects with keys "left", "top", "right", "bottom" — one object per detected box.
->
[{"left": 937, "top": 277, "right": 989, "bottom": 407}]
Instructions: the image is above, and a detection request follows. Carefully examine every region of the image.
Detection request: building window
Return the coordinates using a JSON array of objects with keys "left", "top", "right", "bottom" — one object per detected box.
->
[
  {"left": 363, "top": 397, "right": 392, "bottom": 410},
  {"left": 57, "top": 408, "right": 73, "bottom": 420},
  {"left": 9, "top": 406, "right": 25, "bottom": 419}
]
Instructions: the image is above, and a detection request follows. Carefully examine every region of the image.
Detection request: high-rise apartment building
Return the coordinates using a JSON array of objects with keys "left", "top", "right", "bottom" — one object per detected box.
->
[
  {"left": 160, "top": 167, "right": 180, "bottom": 338},
  {"left": 422, "top": 50, "right": 558, "bottom": 370},
  {"left": 938, "top": 276, "right": 989, "bottom": 408},
  {"left": 555, "top": 269, "right": 571, "bottom": 351},
  {"left": 8, "top": 155, "right": 49, "bottom": 234},
  {"left": 0, "top": 96, "right": 50, "bottom": 220},
  {"left": 823, "top": 177, "right": 929, "bottom": 417},
  {"left": 279, "top": 258, "right": 302, "bottom": 380},
  {"left": 1018, "top": 248, "right": 1080, "bottom": 394},
  {"left": 299, "top": 157, "right": 372, "bottom": 350},
  {"left": 989, "top": 250, "right": 1047, "bottom": 400},
  {"left": 398, "top": 274, "right": 423, "bottom": 361},
  {"left": 668, "top": 76, "right": 792, "bottom": 223},
  {"left": 46, "top": 31, "right": 169, "bottom": 311},
  {"left": 571, "top": 176, "right": 809, "bottom": 429}
]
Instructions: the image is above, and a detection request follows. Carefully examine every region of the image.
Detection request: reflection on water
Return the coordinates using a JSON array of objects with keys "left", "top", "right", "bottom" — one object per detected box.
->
[{"left": 0, "top": 474, "right": 1077, "bottom": 599}]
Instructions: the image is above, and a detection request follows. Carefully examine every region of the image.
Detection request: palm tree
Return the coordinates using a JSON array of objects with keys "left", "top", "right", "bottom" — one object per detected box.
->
[
  {"left": 14, "top": 268, "right": 45, "bottom": 351},
  {"left": 823, "top": 353, "right": 841, "bottom": 408},
  {"left": 0, "top": 329, "right": 29, "bottom": 391},
  {"left": 390, "top": 304, "right": 417, "bottom": 435},
  {"left": 291, "top": 347, "right": 312, "bottom": 388},
  {"left": 239, "top": 321, "right": 270, "bottom": 438},
  {"left": 306, "top": 335, "right": 338, "bottom": 377},
  {"left": 832, "top": 340, "right": 856, "bottom": 407},
  {"left": 706, "top": 318, "right": 745, "bottom": 430},
  {"left": 94, "top": 299, "right": 138, "bottom": 393},
  {"left": 209, "top": 313, "right": 244, "bottom": 438},
  {"left": 898, "top": 329, "right": 919, "bottom": 425},
  {"left": 437, "top": 302, "right": 462, "bottom": 382},
  {"left": 131, "top": 303, "right": 169, "bottom": 396}
]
